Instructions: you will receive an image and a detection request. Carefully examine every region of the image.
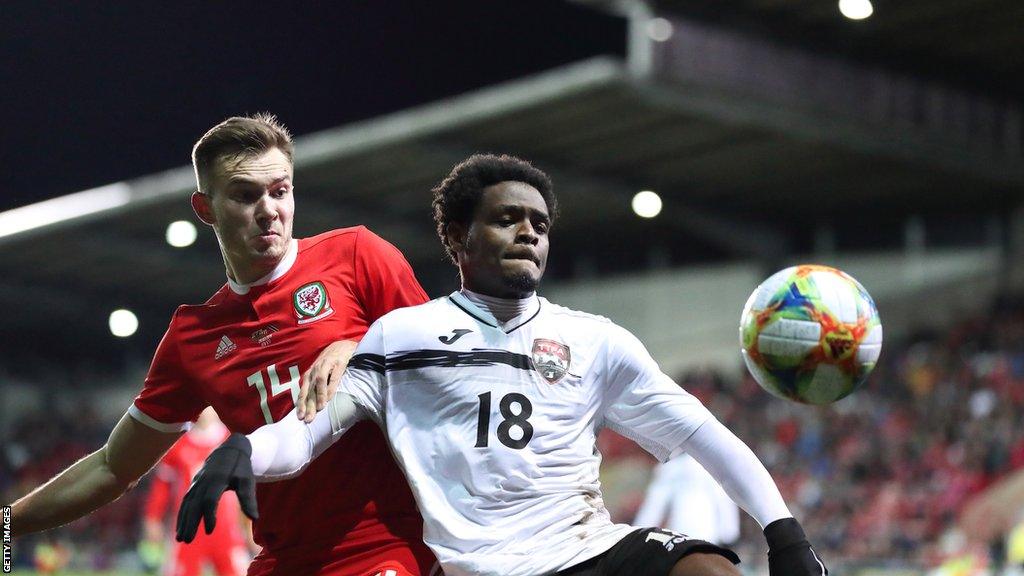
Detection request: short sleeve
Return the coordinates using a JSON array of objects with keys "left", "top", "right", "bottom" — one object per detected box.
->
[
  {"left": 339, "top": 318, "right": 387, "bottom": 425},
  {"left": 601, "top": 324, "right": 713, "bottom": 462},
  {"left": 353, "top": 227, "right": 429, "bottom": 322},
  {"left": 130, "top": 311, "right": 208, "bottom": 432}
]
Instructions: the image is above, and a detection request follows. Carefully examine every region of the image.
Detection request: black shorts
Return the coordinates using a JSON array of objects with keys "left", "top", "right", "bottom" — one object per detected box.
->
[{"left": 555, "top": 528, "right": 740, "bottom": 576}]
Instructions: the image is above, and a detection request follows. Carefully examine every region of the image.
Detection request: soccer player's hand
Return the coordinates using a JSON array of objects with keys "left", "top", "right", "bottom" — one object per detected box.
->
[
  {"left": 297, "top": 339, "right": 358, "bottom": 422},
  {"left": 175, "top": 433, "right": 258, "bottom": 543},
  {"left": 764, "top": 517, "right": 828, "bottom": 576}
]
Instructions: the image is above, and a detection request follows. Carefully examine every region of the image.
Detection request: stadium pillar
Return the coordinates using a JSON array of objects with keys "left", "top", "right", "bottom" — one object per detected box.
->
[{"left": 626, "top": 1, "right": 654, "bottom": 78}]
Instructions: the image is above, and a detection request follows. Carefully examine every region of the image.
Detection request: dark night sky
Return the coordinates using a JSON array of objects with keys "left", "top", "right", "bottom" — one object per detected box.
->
[{"left": 1, "top": 2, "right": 625, "bottom": 211}]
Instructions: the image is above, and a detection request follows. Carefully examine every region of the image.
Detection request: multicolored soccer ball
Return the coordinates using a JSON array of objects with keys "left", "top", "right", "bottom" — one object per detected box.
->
[{"left": 739, "top": 265, "right": 882, "bottom": 404}]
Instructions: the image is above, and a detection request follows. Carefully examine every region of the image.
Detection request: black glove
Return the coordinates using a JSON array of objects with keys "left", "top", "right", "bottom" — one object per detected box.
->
[
  {"left": 764, "top": 517, "right": 828, "bottom": 576},
  {"left": 175, "top": 433, "right": 259, "bottom": 543}
]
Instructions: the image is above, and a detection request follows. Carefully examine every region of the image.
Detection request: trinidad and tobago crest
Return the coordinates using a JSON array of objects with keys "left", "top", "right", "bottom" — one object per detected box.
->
[
  {"left": 293, "top": 281, "right": 334, "bottom": 325},
  {"left": 532, "top": 338, "right": 570, "bottom": 384}
]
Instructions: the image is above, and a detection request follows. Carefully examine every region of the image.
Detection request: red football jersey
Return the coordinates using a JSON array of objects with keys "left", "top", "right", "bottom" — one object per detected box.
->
[
  {"left": 144, "top": 422, "right": 243, "bottom": 546},
  {"left": 132, "top": 227, "right": 432, "bottom": 574}
]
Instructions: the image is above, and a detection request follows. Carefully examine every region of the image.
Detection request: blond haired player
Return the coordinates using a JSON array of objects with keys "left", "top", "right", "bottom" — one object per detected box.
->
[{"left": 11, "top": 114, "right": 435, "bottom": 576}]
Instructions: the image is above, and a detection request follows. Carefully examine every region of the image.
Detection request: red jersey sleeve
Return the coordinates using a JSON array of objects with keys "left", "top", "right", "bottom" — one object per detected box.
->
[
  {"left": 131, "top": 309, "right": 208, "bottom": 432},
  {"left": 353, "top": 226, "right": 429, "bottom": 322}
]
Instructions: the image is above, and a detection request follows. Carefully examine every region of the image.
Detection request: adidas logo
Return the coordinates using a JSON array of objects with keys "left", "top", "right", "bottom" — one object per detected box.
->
[{"left": 214, "top": 335, "right": 237, "bottom": 360}]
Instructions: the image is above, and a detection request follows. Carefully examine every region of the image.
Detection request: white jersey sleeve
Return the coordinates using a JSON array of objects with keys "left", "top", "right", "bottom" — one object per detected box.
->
[
  {"left": 247, "top": 399, "right": 361, "bottom": 481},
  {"left": 247, "top": 322, "right": 386, "bottom": 481},
  {"left": 679, "top": 417, "right": 792, "bottom": 529},
  {"left": 600, "top": 324, "right": 713, "bottom": 462},
  {"left": 337, "top": 319, "right": 387, "bottom": 425},
  {"left": 598, "top": 323, "right": 791, "bottom": 530}
]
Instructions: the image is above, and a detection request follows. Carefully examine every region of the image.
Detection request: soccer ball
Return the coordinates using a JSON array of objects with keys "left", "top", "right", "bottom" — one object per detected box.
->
[{"left": 739, "top": 265, "right": 882, "bottom": 404}]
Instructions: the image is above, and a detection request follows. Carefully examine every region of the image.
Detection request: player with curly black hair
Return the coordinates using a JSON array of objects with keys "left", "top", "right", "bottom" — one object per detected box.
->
[{"left": 432, "top": 153, "right": 558, "bottom": 264}]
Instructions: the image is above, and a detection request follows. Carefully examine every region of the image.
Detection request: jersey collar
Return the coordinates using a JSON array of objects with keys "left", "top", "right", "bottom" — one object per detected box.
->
[
  {"left": 448, "top": 290, "right": 542, "bottom": 334},
  {"left": 227, "top": 239, "right": 299, "bottom": 295}
]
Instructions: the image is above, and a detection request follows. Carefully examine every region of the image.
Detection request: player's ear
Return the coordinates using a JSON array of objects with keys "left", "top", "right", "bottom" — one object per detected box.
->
[
  {"left": 191, "top": 191, "right": 216, "bottom": 226},
  {"left": 446, "top": 222, "right": 468, "bottom": 256}
]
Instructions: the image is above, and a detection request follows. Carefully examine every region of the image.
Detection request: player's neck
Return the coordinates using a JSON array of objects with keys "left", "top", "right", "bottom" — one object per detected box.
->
[
  {"left": 225, "top": 257, "right": 276, "bottom": 285},
  {"left": 215, "top": 235, "right": 276, "bottom": 285},
  {"left": 460, "top": 288, "right": 538, "bottom": 324},
  {"left": 223, "top": 239, "right": 299, "bottom": 294}
]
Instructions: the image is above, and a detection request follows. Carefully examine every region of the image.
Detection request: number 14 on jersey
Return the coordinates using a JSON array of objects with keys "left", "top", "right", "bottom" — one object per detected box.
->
[{"left": 247, "top": 364, "right": 301, "bottom": 425}]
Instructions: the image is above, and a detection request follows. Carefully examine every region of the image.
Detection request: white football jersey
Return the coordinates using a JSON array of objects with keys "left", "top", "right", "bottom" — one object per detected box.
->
[{"left": 341, "top": 292, "right": 714, "bottom": 576}]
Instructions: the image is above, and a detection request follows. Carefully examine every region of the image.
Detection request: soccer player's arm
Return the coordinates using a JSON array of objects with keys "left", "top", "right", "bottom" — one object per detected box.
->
[
  {"left": 680, "top": 420, "right": 827, "bottom": 574},
  {"left": 175, "top": 396, "right": 366, "bottom": 542},
  {"left": 252, "top": 317, "right": 386, "bottom": 479},
  {"left": 176, "top": 321, "right": 387, "bottom": 541},
  {"left": 602, "top": 325, "right": 826, "bottom": 574},
  {"left": 247, "top": 386, "right": 370, "bottom": 481},
  {"left": 10, "top": 319, "right": 199, "bottom": 537},
  {"left": 10, "top": 413, "right": 183, "bottom": 536}
]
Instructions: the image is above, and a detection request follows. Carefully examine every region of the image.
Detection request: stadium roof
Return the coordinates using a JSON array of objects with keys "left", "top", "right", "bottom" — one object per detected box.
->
[
  {"left": 4, "top": 19, "right": 1022, "bottom": 361},
  {"left": 578, "top": 0, "right": 1024, "bottom": 99}
]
